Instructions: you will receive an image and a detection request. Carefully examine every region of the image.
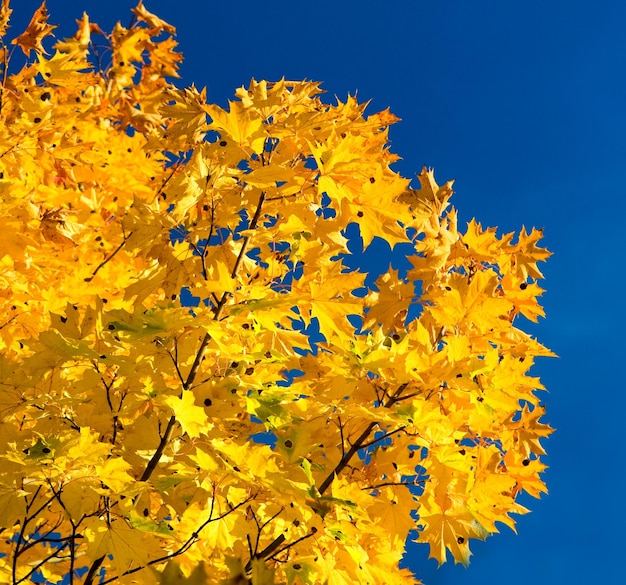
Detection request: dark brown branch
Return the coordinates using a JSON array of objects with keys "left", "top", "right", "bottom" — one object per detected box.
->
[
  {"left": 230, "top": 191, "right": 266, "bottom": 278},
  {"left": 163, "top": 341, "right": 186, "bottom": 387},
  {"left": 266, "top": 530, "right": 316, "bottom": 562},
  {"left": 97, "top": 179, "right": 270, "bottom": 585},
  {"left": 139, "top": 414, "right": 177, "bottom": 482},
  {"left": 244, "top": 534, "right": 286, "bottom": 574},
  {"left": 68, "top": 525, "right": 78, "bottom": 585},
  {"left": 317, "top": 384, "right": 417, "bottom": 493},
  {"left": 258, "top": 381, "right": 420, "bottom": 561},
  {"left": 128, "top": 190, "right": 268, "bottom": 565},
  {"left": 24, "top": 493, "right": 58, "bottom": 528},
  {"left": 83, "top": 555, "right": 104, "bottom": 585},
  {"left": 337, "top": 416, "right": 346, "bottom": 457},
  {"left": 318, "top": 421, "right": 378, "bottom": 495},
  {"left": 358, "top": 426, "right": 407, "bottom": 450}
]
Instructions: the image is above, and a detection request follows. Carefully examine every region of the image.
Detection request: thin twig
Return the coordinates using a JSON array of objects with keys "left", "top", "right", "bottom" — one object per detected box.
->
[
  {"left": 183, "top": 190, "right": 266, "bottom": 392},
  {"left": 358, "top": 426, "right": 407, "bottom": 450},
  {"left": 84, "top": 234, "right": 132, "bottom": 282},
  {"left": 15, "top": 543, "right": 69, "bottom": 585}
]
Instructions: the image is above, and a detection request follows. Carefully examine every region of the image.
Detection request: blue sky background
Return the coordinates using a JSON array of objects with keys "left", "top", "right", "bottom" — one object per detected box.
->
[{"left": 11, "top": 1, "right": 625, "bottom": 583}]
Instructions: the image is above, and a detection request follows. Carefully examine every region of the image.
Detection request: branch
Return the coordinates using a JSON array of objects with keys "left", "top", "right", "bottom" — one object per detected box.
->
[
  {"left": 318, "top": 421, "right": 378, "bottom": 495},
  {"left": 100, "top": 182, "right": 269, "bottom": 583},
  {"left": 15, "top": 543, "right": 69, "bottom": 585},
  {"left": 317, "top": 384, "right": 418, "bottom": 492},
  {"left": 183, "top": 190, "right": 266, "bottom": 392},
  {"left": 84, "top": 233, "right": 132, "bottom": 282},
  {"left": 83, "top": 555, "right": 104, "bottom": 585},
  {"left": 139, "top": 415, "right": 177, "bottom": 482},
  {"left": 266, "top": 530, "right": 316, "bottom": 563},
  {"left": 256, "top": 383, "right": 419, "bottom": 563},
  {"left": 358, "top": 426, "right": 407, "bottom": 450}
]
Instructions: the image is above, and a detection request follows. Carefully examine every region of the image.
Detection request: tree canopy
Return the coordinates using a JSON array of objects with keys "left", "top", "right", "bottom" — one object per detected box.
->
[{"left": 0, "top": 2, "right": 553, "bottom": 584}]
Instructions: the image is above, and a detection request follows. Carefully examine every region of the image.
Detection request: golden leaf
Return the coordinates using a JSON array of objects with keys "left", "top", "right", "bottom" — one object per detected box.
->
[
  {"left": 11, "top": 1, "right": 56, "bottom": 56},
  {"left": 0, "top": 0, "right": 12, "bottom": 38}
]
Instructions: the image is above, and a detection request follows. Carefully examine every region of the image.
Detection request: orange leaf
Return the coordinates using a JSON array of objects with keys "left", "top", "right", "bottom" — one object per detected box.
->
[{"left": 11, "top": 1, "right": 56, "bottom": 56}]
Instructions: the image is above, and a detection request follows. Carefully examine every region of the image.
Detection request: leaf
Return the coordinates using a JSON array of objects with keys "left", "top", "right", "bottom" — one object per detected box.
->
[
  {"left": 161, "top": 86, "right": 211, "bottom": 145},
  {"left": 510, "top": 226, "right": 552, "bottom": 280},
  {"left": 503, "top": 404, "right": 554, "bottom": 456},
  {"left": 397, "top": 166, "right": 455, "bottom": 216},
  {"left": 363, "top": 270, "right": 415, "bottom": 330},
  {"left": 0, "top": 0, "right": 12, "bottom": 38},
  {"left": 24, "top": 436, "right": 60, "bottom": 460},
  {"left": 344, "top": 167, "right": 411, "bottom": 248},
  {"left": 205, "top": 100, "right": 265, "bottom": 151},
  {"left": 416, "top": 494, "right": 487, "bottom": 567},
  {"left": 250, "top": 558, "right": 276, "bottom": 585},
  {"left": 35, "top": 49, "right": 94, "bottom": 89},
  {"left": 11, "top": 1, "right": 56, "bottom": 56},
  {"left": 85, "top": 518, "right": 158, "bottom": 576},
  {"left": 0, "top": 485, "right": 27, "bottom": 528},
  {"left": 162, "top": 390, "right": 213, "bottom": 439},
  {"left": 295, "top": 262, "right": 366, "bottom": 341},
  {"left": 425, "top": 270, "right": 512, "bottom": 333},
  {"left": 132, "top": 0, "right": 176, "bottom": 34},
  {"left": 128, "top": 511, "right": 178, "bottom": 537}
]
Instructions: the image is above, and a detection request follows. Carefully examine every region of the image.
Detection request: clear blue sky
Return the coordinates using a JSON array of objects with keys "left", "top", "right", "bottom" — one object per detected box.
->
[{"left": 12, "top": 1, "right": 625, "bottom": 583}]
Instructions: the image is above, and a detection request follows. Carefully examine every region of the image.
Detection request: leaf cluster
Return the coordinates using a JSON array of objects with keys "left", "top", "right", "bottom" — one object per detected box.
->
[{"left": 0, "top": 2, "right": 553, "bottom": 585}]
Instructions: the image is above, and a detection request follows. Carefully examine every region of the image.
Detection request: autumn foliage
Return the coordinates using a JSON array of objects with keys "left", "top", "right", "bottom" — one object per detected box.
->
[{"left": 0, "top": 2, "right": 554, "bottom": 584}]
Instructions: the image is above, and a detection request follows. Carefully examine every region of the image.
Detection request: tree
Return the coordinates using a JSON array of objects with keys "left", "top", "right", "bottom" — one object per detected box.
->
[{"left": 0, "top": 2, "right": 554, "bottom": 584}]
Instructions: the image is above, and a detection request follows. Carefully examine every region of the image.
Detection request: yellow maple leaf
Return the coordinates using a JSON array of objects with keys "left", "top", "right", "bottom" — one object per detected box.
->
[
  {"left": 163, "top": 391, "right": 212, "bottom": 439},
  {"left": 502, "top": 403, "right": 554, "bottom": 456},
  {"left": 161, "top": 86, "right": 212, "bottom": 145},
  {"left": 426, "top": 270, "right": 512, "bottom": 333},
  {"left": 296, "top": 263, "right": 366, "bottom": 341},
  {"left": 397, "top": 166, "right": 454, "bottom": 217},
  {"left": 205, "top": 100, "right": 265, "bottom": 151},
  {"left": 416, "top": 493, "right": 488, "bottom": 567},
  {"left": 364, "top": 270, "right": 415, "bottom": 331},
  {"left": 510, "top": 226, "right": 551, "bottom": 279},
  {"left": 85, "top": 518, "right": 159, "bottom": 576},
  {"left": 132, "top": 0, "right": 176, "bottom": 34}
]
